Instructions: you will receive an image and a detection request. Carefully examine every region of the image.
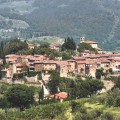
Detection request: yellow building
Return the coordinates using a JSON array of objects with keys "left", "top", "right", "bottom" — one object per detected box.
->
[{"left": 80, "top": 36, "right": 102, "bottom": 53}]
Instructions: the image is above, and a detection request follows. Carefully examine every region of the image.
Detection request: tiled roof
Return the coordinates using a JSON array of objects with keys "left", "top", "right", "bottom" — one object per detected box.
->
[
  {"left": 55, "top": 92, "right": 68, "bottom": 99},
  {"left": 76, "top": 61, "right": 86, "bottom": 64},
  {"left": 55, "top": 61, "right": 68, "bottom": 66},
  {"left": 67, "top": 59, "right": 75, "bottom": 62},
  {"left": 73, "top": 56, "right": 86, "bottom": 60},
  {"left": 85, "top": 60, "right": 96, "bottom": 64},
  {"left": 83, "top": 40, "right": 98, "bottom": 44},
  {"left": 6, "top": 54, "right": 19, "bottom": 58},
  {"left": 43, "top": 60, "right": 57, "bottom": 64},
  {"left": 49, "top": 92, "right": 68, "bottom": 99},
  {"left": 7, "top": 58, "right": 17, "bottom": 62}
]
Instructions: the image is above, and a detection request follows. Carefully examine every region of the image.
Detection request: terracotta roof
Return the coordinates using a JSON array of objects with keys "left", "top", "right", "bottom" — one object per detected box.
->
[
  {"left": 67, "top": 59, "right": 75, "bottom": 62},
  {"left": 96, "top": 58, "right": 111, "bottom": 63},
  {"left": 55, "top": 92, "right": 68, "bottom": 99},
  {"left": 99, "top": 54, "right": 109, "bottom": 57},
  {"left": 76, "top": 61, "right": 86, "bottom": 64},
  {"left": 27, "top": 55, "right": 47, "bottom": 61},
  {"left": 43, "top": 60, "right": 57, "bottom": 64},
  {"left": 73, "top": 56, "right": 86, "bottom": 60},
  {"left": 83, "top": 54, "right": 110, "bottom": 59},
  {"left": 84, "top": 55, "right": 100, "bottom": 59},
  {"left": 34, "top": 61, "right": 43, "bottom": 64},
  {"left": 109, "top": 58, "right": 120, "bottom": 62},
  {"left": 100, "top": 59, "right": 110, "bottom": 63},
  {"left": 6, "top": 54, "right": 19, "bottom": 58},
  {"left": 7, "top": 58, "right": 17, "bottom": 62},
  {"left": 25, "top": 55, "right": 33, "bottom": 59},
  {"left": 111, "top": 53, "right": 120, "bottom": 57},
  {"left": 55, "top": 61, "right": 68, "bottom": 66},
  {"left": 83, "top": 40, "right": 98, "bottom": 44},
  {"left": 49, "top": 92, "right": 68, "bottom": 99},
  {"left": 76, "top": 59, "right": 96, "bottom": 65},
  {"left": 85, "top": 60, "right": 96, "bottom": 64}
]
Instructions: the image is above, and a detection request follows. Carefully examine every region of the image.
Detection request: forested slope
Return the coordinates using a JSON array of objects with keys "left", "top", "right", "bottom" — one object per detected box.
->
[{"left": 0, "top": 0, "right": 120, "bottom": 50}]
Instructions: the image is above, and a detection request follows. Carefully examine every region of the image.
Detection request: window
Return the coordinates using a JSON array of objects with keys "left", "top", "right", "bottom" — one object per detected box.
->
[{"left": 106, "top": 65, "right": 109, "bottom": 67}]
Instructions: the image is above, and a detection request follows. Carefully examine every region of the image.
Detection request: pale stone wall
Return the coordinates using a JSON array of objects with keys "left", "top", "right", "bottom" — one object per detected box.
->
[
  {"left": 90, "top": 43, "right": 98, "bottom": 49},
  {"left": 43, "top": 64, "right": 56, "bottom": 71},
  {"left": 60, "top": 65, "right": 68, "bottom": 77}
]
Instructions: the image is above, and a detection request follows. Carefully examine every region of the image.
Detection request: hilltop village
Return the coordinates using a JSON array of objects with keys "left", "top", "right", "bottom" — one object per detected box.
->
[
  {"left": 0, "top": 36, "right": 119, "bottom": 84},
  {"left": 0, "top": 36, "right": 120, "bottom": 119}
]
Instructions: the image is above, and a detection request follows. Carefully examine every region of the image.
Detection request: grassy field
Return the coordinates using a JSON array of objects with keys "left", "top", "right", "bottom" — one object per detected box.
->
[{"left": 84, "top": 102, "right": 120, "bottom": 119}]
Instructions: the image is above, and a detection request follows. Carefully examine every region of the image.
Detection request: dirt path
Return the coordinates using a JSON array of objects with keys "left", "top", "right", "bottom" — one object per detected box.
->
[{"left": 99, "top": 80, "right": 114, "bottom": 93}]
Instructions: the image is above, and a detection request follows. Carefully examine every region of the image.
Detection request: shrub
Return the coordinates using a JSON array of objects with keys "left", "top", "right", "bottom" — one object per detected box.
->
[
  {"left": 102, "top": 112, "right": 114, "bottom": 120},
  {"left": 28, "top": 71, "right": 40, "bottom": 77},
  {"left": 105, "top": 96, "right": 114, "bottom": 107},
  {"left": 78, "top": 107, "right": 87, "bottom": 114},
  {"left": 94, "top": 109, "right": 103, "bottom": 117},
  {"left": 89, "top": 95, "right": 98, "bottom": 103},
  {"left": 40, "top": 98, "right": 58, "bottom": 105},
  {"left": 0, "top": 113, "right": 6, "bottom": 120},
  {"left": 97, "top": 95, "right": 106, "bottom": 104},
  {"left": 73, "top": 112, "right": 83, "bottom": 120},
  {"left": 114, "top": 96, "right": 120, "bottom": 107}
]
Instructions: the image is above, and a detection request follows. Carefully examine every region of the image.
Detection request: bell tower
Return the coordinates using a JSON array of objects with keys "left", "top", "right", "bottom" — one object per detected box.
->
[{"left": 80, "top": 35, "right": 85, "bottom": 43}]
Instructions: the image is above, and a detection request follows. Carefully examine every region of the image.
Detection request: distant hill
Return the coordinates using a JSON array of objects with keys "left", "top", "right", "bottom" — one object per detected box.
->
[
  {"left": 0, "top": 15, "right": 29, "bottom": 29},
  {"left": 0, "top": 0, "right": 120, "bottom": 50},
  {"left": 28, "top": 36, "right": 64, "bottom": 45}
]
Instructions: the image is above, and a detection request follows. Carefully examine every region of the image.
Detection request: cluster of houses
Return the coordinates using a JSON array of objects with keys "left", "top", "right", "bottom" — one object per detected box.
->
[
  {"left": 1, "top": 52, "right": 120, "bottom": 82},
  {"left": 0, "top": 37, "right": 120, "bottom": 83}
]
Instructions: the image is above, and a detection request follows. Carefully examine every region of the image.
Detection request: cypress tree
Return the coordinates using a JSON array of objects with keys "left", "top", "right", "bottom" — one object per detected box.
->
[
  {"left": 39, "top": 85, "right": 44, "bottom": 104},
  {"left": 61, "top": 37, "right": 76, "bottom": 51}
]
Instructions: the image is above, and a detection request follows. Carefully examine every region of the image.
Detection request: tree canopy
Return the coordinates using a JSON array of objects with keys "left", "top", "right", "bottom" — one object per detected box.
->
[
  {"left": 4, "top": 39, "right": 28, "bottom": 55},
  {"left": 75, "top": 79, "right": 104, "bottom": 98},
  {"left": 96, "top": 68, "right": 104, "bottom": 79},
  {"left": 58, "top": 77, "right": 104, "bottom": 99},
  {"left": 77, "top": 43, "right": 97, "bottom": 53},
  {"left": 48, "top": 71, "right": 60, "bottom": 95},
  {"left": 40, "top": 42, "right": 50, "bottom": 48},
  {"left": 5, "top": 84, "right": 35, "bottom": 111},
  {"left": 113, "top": 76, "right": 120, "bottom": 89}
]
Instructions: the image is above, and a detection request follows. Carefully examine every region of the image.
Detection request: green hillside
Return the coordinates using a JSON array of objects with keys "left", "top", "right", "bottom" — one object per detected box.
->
[
  {"left": 0, "top": 0, "right": 120, "bottom": 50},
  {"left": 1, "top": 97, "right": 120, "bottom": 120}
]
